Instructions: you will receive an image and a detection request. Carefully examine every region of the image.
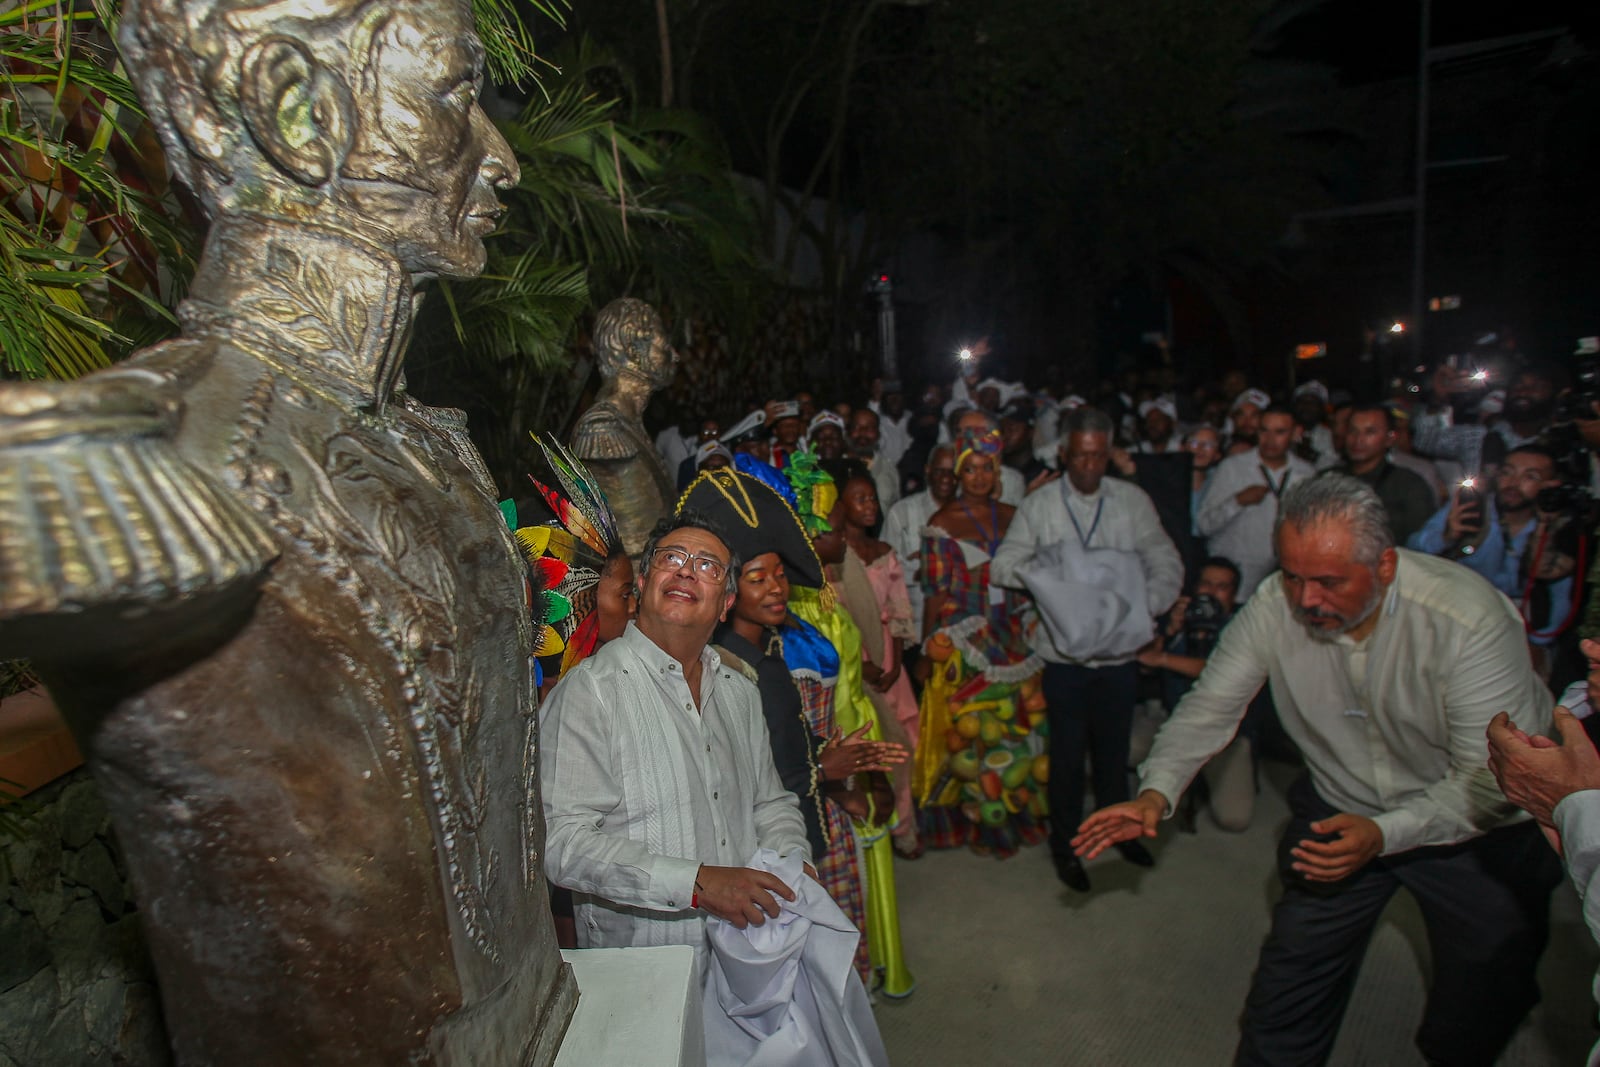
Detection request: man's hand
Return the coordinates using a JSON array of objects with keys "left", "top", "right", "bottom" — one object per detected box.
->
[
  {"left": 1290, "top": 813, "right": 1383, "bottom": 882},
  {"left": 1236, "top": 484, "right": 1270, "bottom": 507},
  {"left": 1110, "top": 448, "right": 1136, "bottom": 477},
  {"left": 1026, "top": 468, "right": 1062, "bottom": 495},
  {"left": 694, "top": 864, "right": 795, "bottom": 928},
  {"left": 1072, "top": 790, "right": 1165, "bottom": 859},
  {"left": 1165, "top": 595, "right": 1191, "bottom": 637},
  {"left": 1135, "top": 637, "right": 1166, "bottom": 669},
  {"left": 1487, "top": 707, "right": 1600, "bottom": 829}
]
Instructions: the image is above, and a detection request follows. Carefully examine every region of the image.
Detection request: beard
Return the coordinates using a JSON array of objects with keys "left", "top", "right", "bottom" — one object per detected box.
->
[{"left": 1292, "top": 581, "right": 1385, "bottom": 643}]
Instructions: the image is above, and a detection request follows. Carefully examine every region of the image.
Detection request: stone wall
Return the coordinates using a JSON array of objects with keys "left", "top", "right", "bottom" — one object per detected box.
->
[{"left": 1, "top": 769, "right": 169, "bottom": 1066}]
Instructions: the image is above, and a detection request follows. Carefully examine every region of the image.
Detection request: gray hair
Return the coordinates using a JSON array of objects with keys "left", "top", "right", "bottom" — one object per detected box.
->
[
  {"left": 1062, "top": 406, "right": 1114, "bottom": 438},
  {"left": 1274, "top": 474, "right": 1394, "bottom": 565},
  {"left": 639, "top": 511, "right": 740, "bottom": 597}
]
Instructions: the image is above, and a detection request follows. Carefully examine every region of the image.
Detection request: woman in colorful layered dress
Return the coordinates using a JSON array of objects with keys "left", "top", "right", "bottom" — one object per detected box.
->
[
  {"left": 824, "top": 461, "right": 924, "bottom": 860},
  {"left": 784, "top": 449, "right": 917, "bottom": 999},
  {"left": 689, "top": 459, "right": 905, "bottom": 987},
  {"left": 916, "top": 426, "right": 1048, "bottom": 856}
]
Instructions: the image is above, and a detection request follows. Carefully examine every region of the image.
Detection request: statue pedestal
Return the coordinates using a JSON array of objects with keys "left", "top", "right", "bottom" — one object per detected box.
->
[{"left": 553, "top": 947, "right": 703, "bottom": 1067}]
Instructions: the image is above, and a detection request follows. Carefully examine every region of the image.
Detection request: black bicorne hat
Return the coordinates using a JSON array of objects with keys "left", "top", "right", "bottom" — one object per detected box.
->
[{"left": 675, "top": 468, "right": 824, "bottom": 588}]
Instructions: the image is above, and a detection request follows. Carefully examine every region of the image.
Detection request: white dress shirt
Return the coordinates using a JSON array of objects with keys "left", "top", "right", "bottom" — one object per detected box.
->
[
  {"left": 883, "top": 489, "right": 940, "bottom": 633},
  {"left": 541, "top": 622, "right": 810, "bottom": 958},
  {"left": 872, "top": 406, "right": 913, "bottom": 471},
  {"left": 1139, "top": 550, "right": 1552, "bottom": 856},
  {"left": 1196, "top": 448, "right": 1316, "bottom": 598},
  {"left": 992, "top": 475, "right": 1183, "bottom": 665}
]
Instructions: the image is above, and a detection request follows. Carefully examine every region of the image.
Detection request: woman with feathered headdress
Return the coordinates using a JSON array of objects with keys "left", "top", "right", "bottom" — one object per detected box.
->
[{"left": 512, "top": 435, "right": 634, "bottom": 691}]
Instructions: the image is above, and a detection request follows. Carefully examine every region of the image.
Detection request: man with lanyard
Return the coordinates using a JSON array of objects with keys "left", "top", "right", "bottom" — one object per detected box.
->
[
  {"left": 992, "top": 406, "right": 1182, "bottom": 891},
  {"left": 1198, "top": 404, "right": 1315, "bottom": 600},
  {"left": 1333, "top": 402, "right": 1435, "bottom": 546}
]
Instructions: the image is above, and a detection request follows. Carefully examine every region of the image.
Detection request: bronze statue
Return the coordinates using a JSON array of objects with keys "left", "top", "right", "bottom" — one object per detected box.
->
[
  {"left": 0, "top": 0, "right": 577, "bottom": 1060},
  {"left": 569, "top": 298, "right": 678, "bottom": 554}
]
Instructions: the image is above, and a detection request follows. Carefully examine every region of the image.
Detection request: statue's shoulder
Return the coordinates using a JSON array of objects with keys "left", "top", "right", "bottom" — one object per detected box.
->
[
  {"left": 569, "top": 403, "right": 642, "bottom": 462},
  {"left": 0, "top": 354, "right": 279, "bottom": 661}
]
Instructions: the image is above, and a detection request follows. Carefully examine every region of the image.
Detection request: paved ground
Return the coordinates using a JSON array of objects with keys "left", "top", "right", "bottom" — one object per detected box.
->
[{"left": 874, "top": 760, "right": 1598, "bottom": 1065}]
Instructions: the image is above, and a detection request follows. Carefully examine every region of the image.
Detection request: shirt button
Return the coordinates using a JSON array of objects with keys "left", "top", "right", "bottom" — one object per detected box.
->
[
  {"left": 667, "top": 899, "right": 676, "bottom": 907},
  {"left": 706, "top": 744, "right": 711, "bottom": 752},
  {"left": 713, "top": 791, "right": 719, "bottom": 800},
  {"left": 686, "top": 703, "right": 693, "bottom": 711},
  {"left": 721, "top": 838, "right": 727, "bottom": 846}
]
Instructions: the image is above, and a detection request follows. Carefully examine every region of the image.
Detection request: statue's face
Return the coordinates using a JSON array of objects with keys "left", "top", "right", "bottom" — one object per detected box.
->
[
  {"left": 640, "top": 327, "right": 678, "bottom": 387},
  {"left": 341, "top": 6, "right": 517, "bottom": 276}
]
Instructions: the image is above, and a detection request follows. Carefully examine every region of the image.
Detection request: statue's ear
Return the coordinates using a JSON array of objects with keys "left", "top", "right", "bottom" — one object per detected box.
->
[{"left": 238, "top": 36, "right": 351, "bottom": 187}]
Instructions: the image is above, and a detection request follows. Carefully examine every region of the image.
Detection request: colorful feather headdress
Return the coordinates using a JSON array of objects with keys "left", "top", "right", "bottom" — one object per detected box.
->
[
  {"left": 512, "top": 434, "right": 624, "bottom": 681},
  {"left": 781, "top": 445, "right": 837, "bottom": 538}
]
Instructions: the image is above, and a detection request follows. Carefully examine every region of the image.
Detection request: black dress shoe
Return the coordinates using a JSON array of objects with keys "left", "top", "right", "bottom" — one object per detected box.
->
[
  {"left": 1116, "top": 840, "right": 1156, "bottom": 868},
  {"left": 1053, "top": 853, "right": 1091, "bottom": 892}
]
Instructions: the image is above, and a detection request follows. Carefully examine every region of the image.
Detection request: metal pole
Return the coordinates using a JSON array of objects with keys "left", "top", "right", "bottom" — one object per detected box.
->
[{"left": 1408, "top": 0, "right": 1431, "bottom": 380}]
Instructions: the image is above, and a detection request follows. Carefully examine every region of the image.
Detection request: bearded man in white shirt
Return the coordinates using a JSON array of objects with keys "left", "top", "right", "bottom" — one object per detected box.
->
[
  {"left": 1075, "top": 475, "right": 1564, "bottom": 1067},
  {"left": 541, "top": 511, "right": 813, "bottom": 964}
]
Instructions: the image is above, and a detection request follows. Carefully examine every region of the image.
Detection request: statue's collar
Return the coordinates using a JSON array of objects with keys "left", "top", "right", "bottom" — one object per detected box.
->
[{"left": 178, "top": 216, "right": 416, "bottom": 412}]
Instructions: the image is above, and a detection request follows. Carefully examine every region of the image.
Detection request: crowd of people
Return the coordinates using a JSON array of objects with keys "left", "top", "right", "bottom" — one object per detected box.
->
[{"left": 523, "top": 348, "right": 1600, "bottom": 1065}]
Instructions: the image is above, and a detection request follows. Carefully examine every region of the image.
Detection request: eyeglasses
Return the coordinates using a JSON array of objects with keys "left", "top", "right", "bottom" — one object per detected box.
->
[{"left": 650, "top": 547, "right": 728, "bottom": 584}]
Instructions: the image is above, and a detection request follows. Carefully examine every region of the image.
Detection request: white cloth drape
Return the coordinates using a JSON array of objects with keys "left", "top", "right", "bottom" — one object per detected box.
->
[{"left": 703, "top": 849, "right": 889, "bottom": 1067}]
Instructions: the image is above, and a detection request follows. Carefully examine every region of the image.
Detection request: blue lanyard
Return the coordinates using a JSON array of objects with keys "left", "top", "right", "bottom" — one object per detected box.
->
[{"left": 1061, "top": 483, "right": 1105, "bottom": 549}]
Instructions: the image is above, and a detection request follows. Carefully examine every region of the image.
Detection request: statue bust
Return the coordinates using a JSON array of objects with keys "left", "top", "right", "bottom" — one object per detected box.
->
[
  {"left": 569, "top": 297, "right": 677, "bottom": 554},
  {"left": 0, "top": 0, "right": 576, "bottom": 1060}
]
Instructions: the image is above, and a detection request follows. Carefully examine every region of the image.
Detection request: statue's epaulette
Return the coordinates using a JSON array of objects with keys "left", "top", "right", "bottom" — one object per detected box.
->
[
  {"left": 569, "top": 407, "right": 641, "bottom": 462},
  {"left": 0, "top": 370, "right": 279, "bottom": 659}
]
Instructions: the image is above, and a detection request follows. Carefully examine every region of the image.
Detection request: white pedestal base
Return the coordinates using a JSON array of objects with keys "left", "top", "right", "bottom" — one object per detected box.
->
[{"left": 553, "top": 946, "right": 703, "bottom": 1067}]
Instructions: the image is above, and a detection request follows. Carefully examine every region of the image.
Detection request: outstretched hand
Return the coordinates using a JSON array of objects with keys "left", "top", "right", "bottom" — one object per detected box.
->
[
  {"left": 1072, "top": 791, "right": 1165, "bottom": 859},
  {"left": 694, "top": 864, "right": 796, "bottom": 928}
]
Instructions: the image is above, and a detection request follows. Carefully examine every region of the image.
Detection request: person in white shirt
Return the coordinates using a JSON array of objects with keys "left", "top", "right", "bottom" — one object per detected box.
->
[
  {"left": 1135, "top": 396, "right": 1181, "bottom": 454},
  {"left": 541, "top": 512, "right": 813, "bottom": 967},
  {"left": 1197, "top": 405, "right": 1315, "bottom": 599},
  {"left": 869, "top": 379, "right": 913, "bottom": 471},
  {"left": 1076, "top": 475, "right": 1563, "bottom": 1067},
  {"left": 846, "top": 406, "right": 901, "bottom": 511},
  {"left": 991, "top": 406, "right": 1182, "bottom": 891},
  {"left": 1291, "top": 380, "right": 1339, "bottom": 470},
  {"left": 882, "top": 444, "right": 956, "bottom": 634}
]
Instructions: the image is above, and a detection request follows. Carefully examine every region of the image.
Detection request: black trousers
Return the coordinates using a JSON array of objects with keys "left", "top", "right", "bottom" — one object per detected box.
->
[
  {"left": 1041, "top": 660, "right": 1138, "bottom": 856},
  {"left": 1235, "top": 775, "right": 1563, "bottom": 1067}
]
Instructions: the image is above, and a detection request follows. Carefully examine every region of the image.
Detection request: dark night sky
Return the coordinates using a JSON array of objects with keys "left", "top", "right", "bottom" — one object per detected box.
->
[{"left": 1274, "top": 0, "right": 1598, "bottom": 84}]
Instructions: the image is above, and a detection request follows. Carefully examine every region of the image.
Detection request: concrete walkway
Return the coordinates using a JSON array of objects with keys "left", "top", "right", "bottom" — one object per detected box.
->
[{"left": 875, "top": 761, "right": 1598, "bottom": 1065}]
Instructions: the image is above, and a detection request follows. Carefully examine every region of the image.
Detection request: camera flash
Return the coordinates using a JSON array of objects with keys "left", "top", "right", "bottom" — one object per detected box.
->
[
  {"left": 1471, "top": 370, "right": 1488, "bottom": 381},
  {"left": 1459, "top": 477, "right": 1476, "bottom": 490}
]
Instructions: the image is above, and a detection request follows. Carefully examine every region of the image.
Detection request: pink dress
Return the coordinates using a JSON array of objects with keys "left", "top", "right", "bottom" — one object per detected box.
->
[{"left": 863, "top": 551, "right": 922, "bottom": 837}]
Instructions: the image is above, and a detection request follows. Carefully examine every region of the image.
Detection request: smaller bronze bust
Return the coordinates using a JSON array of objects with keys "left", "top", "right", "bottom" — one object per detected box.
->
[{"left": 569, "top": 298, "right": 678, "bottom": 554}]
